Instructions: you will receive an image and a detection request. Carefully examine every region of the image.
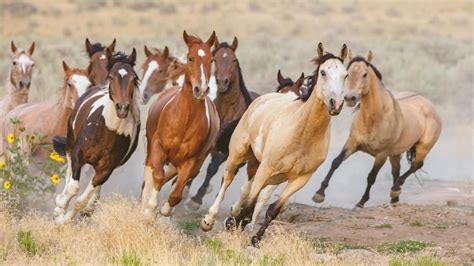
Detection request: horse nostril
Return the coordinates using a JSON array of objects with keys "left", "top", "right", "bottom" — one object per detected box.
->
[
  {"left": 329, "top": 98, "right": 336, "bottom": 107},
  {"left": 19, "top": 81, "right": 24, "bottom": 88},
  {"left": 194, "top": 86, "right": 200, "bottom": 94},
  {"left": 344, "top": 95, "right": 356, "bottom": 102},
  {"left": 224, "top": 79, "right": 229, "bottom": 85}
]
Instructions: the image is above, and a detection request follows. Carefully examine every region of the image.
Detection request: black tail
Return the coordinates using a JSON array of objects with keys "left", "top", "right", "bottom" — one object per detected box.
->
[
  {"left": 406, "top": 145, "right": 416, "bottom": 163},
  {"left": 52, "top": 136, "right": 67, "bottom": 156}
]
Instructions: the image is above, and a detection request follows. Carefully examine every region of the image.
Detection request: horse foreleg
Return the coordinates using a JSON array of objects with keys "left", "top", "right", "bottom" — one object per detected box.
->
[
  {"left": 190, "top": 152, "right": 227, "bottom": 205},
  {"left": 54, "top": 154, "right": 81, "bottom": 218},
  {"left": 251, "top": 174, "right": 311, "bottom": 247},
  {"left": 161, "top": 160, "right": 197, "bottom": 217},
  {"left": 390, "top": 161, "right": 424, "bottom": 203},
  {"left": 80, "top": 185, "right": 102, "bottom": 217},
  {"left": 389, "top": 155, "right": 401, "bottom": 203},
  {"left": 355, "top": 156, "right": 387, "bottom": 208}
]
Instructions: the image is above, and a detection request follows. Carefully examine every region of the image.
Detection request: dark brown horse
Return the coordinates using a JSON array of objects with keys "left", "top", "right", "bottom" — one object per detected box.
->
[
  {"left": 276, "top": 70, "right": 305, "bottom": 96},
  {"left": 141, "top": 31, "right": 220, "bottom": 218},
  {"left": 53, "top": 49, "right": 140, "bottom": 224},
  {"left": 187, "top": 36, "right": 259, "bottom": 207},
  {"left": 85, "top": 38, "right": 116, "bottom": 86}
]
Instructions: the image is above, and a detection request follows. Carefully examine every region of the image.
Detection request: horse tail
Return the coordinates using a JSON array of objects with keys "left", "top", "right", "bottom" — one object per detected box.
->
[
  {"left": 406, "top": 145, "right": 416, "bottom": 163},
  {"left": 52, "top": 136, "right": 67, "bottom": 156}
]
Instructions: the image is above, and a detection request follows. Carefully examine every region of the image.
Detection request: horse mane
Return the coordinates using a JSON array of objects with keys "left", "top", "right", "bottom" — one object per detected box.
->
[
  {"left": 212, "top": 42, "right": 231, "bottom": 56},
  {"left": 347, "top": 56, "right": 383, "bottom": 81},
  {"left": 108, "top": 52, "right": 140, "bottom": 87},
  {"left": 298, "top": 53, "right": 343, "bottom": 102},
  {"left": 276, "top": 78, "right": 294, "bottom": 92},
  {"left": 86, "top": 42, "right": 105, "bottom": 57}
]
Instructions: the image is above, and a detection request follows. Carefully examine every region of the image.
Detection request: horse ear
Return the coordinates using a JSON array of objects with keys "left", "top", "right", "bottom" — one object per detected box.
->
[
  {"left": 107, "top": 38, "right": 116, "bottom": 53},
  {"left": 299, "top": 72, "right": 305, "bottom": 81},
  {"left": 231, "top": 37, "right": 238, "bottom": 51},
  {"left": 11, "top": 41, "right": 17, "bottom": 53},
  {"left": 105, "top": 47, "right": 113, "bottom": 61},
  {"left": 295, "top": 73, "right": 305, "bottom": 88},
  {"left": 206, "top": 31, "right": 217, "bottom": 47},
  {"left": 340, "top": 44, "right": 348, "bottom": 62},
  {"left": 277, "top": 70, "right": 285, "bottom": 84},
  {"left": 367, "top": 51, "right": 373, "bottom": 63},
  {"left": 28, "top": 42, "right": 35, "bottom": 55},
  {"left": 214, "top": 36, "right": 220, "bottom": 50},
  {"left": 85, "top": 38, "right": 92, "bottom": 56},
  {"left": 183, "top": 30, "right": 192, "bottom": 47},
  {"left": 317, "top": 42, "right": 324, "bottom": 58},
  {"left": 348, "top": 49, "right": 353, "bottom": 61},
  {"left": 144, "top": 45, "right": 152, "bottom": 57},
  {"left": 163, "top": 46, "right": 169, "bottom": 58},
  {"left": 62, "top": 60, "right": 71, "bottom": 73},
  {"left": 129, "top": 48, "right": 137, "bottom": 63}
]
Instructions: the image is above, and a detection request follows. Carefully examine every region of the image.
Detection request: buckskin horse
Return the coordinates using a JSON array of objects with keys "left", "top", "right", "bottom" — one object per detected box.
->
[
  {"left": 141, "top": 31, "right": 220, "bottom": 218},
  {"left": 53, "top": 49, "right": 140, "bottom": 224},
  {"left": 201, "top": 43, "right": 348, "bottom": 247},
  {"left": 312, "top": 50, "right": 442, "bottom": 207}
]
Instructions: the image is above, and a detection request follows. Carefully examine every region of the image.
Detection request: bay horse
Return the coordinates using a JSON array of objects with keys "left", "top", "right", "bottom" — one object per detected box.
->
[
  {"left": 187, "top": 36, "right": 259, "bottom": 207},
  {"left": 141, "top": 31, "right": 220, "bottom": 218},
  {"left": 201, "top": 43, "right": 348, "bottom": 247},
  {"left": 312, "top": 51, "right": 442, "bottom": 207},
  {"left": 53, "top": 49, "right": 140, "bottom": 224},
  {"left": 139, "top": 45, "right": 183, "bottom": 104},
  {"left": 85, "top": 38, "right": 116, "bottom": 86},
  {"left": 276, "top": 70, "right": 305, "bottom": 97},
  {"left": 2, "top": 61, "right": 91, "bottom": 157}
]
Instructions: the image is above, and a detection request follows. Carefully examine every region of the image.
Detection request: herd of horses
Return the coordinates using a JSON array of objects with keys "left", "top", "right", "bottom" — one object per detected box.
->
[{"left": 0, "top": 32, "right": 442, "bottom": 247}]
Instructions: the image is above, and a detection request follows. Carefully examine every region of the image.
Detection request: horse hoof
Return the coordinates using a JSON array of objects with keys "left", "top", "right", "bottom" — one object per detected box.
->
[
  {"left": 186, "top": 199, "right": 201, "bottom": 210},
  {"left": 53, "top": 207, "right": 65, "bottom": 217},
  {"left": 200, "top": 216, "right": 214, "bottom": 232},
  {"left": 390, "top": 189, "right": 401, "bottom": 199},
  {"left": 224, "top": 216, "right": 237, "bottom": 231},
  {"left": 245, "top": 223, "right": 255, "bottom": 231},
  {"left": 353, "top": 203, "right": 364, "bottom": 210},
  {"left": 160, "top": 203, "right": 173, "bottom": 217},
  {"left": 54, "top": 214, "right": 68, "bottom": 225},
  {"left": 250, "top": 235, "right": 260, "bottom": 248},
  {"left": 312, "top": 193, "right": 325, "bottom": 203}
]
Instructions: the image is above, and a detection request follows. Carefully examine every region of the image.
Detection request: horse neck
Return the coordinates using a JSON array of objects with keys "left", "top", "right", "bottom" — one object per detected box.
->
[
  {"left": 5, "top": 71, "right": 28, "bottom": 106},
  {"left": 359, "top": 69, "right": 391, "bottom": 126},
  {"left": 214, "top": 67, "right": 247, "bottom": 123},
  {"left": 297, "top": 84, "right": 331, "bottom": 139}
]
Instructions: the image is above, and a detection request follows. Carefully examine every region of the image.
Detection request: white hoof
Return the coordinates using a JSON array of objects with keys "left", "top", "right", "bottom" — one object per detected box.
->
[
  {"left": 54, "top": 207, "right": 66, "bottom": 217},
  {"left": 200, "top": 215, "right": 214, "bottom": 232},
  {"left": 160, "top": 202, "right": 173, "bottom": 217},
  {"left": 245, "top": 223, "right": 255, "bottom": 231},
  {"left": 55, "top": 214, "right": 69, "bottom": 225}
]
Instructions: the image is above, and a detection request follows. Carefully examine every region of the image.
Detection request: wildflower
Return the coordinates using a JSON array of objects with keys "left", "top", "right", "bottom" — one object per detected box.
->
[
  {"left": 6, "top": 133, "right": 15, "bottom": 144},
  {"left": 51, "top": 174, "right": 61, "bottom": 185},
  {"left": 55, "top": 157, "right": 65, "bottom": 164},
  {"left": 49, "top": 151, "right": 59, "bottom": 161},
  {"left": 0, "top": 161, "right": 5, "bottom": 170},
  {"left": 28, "top": 134, "right": 36, "bottom": 143},
  {"left": 3, "top": 180, "right": 11, "bottom": 190}
]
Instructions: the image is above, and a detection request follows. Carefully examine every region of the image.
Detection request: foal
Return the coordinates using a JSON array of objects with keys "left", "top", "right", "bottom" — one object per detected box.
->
[
  {"left": 2, "top": 62, "right": 90, "bottom": 157},
  {"left": 188, "top": 37, "right": 259, "bottom": 207},
  {"left": 312, "top": 51, "right": 442, "bottom": 207},
  {"left": 53, "top": 49, "right": 140, "bottom": 224},
  {"left": 202, "top": 43, "right": 348, "bottom": 246},
  {"left": 85, "top": 38, "right": 116, "bottom": 86},
  {"left": 141, "top": 31, "right": 220, "bottom": 218}
]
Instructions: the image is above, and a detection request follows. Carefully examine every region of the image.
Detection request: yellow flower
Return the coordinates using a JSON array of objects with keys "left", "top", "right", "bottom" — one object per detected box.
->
[
  {"left": 6, "top": 133, "right": 15, "bottom": 144},
  {"left": 3, "top": 180, "right": 11, "bottom": 190},
  {"left": 0, "top": 161, "right": 6, "bottom": 170},
  {"left": 50, "top": 151, "right": 59, "bottom": 160},
  {"left": 51, "top": 174, "right": 61, "bottom": 185},
  {"left": 55, "top": 157, "right": 65, "bottom": 164}
]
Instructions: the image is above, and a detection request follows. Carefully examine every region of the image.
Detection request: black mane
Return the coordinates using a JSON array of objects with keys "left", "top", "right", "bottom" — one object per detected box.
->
[
  {"left": 347, "top": 56, "right": 383, "bottom": 81},
  {"left": 298, "top": 53, "right": 343, "bottom": 102},
  {"left": 212, "top": 42, "right": 231, "bottom": 56},
  {"left": 108, "top": 52, "right": 139, "bottom": 87},
  {"left": 87, "top": 42, "right": 105, "bottom": 57},
  {"left": 276, "top": 78, "right": 294, "bottom": 92}
]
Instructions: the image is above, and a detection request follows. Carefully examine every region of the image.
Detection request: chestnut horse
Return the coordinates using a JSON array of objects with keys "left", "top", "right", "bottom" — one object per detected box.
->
[
  {"left": 276, "top": 70, "right": 305, "bottom": 97},
  {"left": 141, "top": 31, "right": 220, "bottom": 218},
  {"left": 312, "top": 51, "right": 442, "bottom": 207},
  {"left": 139, "top": 45, "right": 183, "bottom": 104},
  {"left": 188, "top": 37, "right": 259, "bottom": 207},
  {"left": 2, "top": 62, "right": 91, "bottom": 157},
  {"left": 202, "top": 43, "right": 348, "bottom": 246},
  {"left": 85, "top": 38, "right": 116, "bottom": 86},
  {"left": 53, "top": 49, "right": 140, "bottom": 224}
]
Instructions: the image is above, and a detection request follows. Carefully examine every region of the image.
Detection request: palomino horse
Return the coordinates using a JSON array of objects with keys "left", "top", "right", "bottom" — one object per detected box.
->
[
  {"left": 0, "top": 41, "right": 36, "bottom": 120},
  {"left": 85, "top": 38, "right": 116, "bottom": 86},
  {"left": 188, "top": 37, "right": 259, "bottom": 207},
  {"left": 141, "top": 31, "right": 220, "bottom": 218},
  {"left": 312, "top": 51, "right": 442, "bottom": 207},
  {"left": 53, "top": 49, "right": 140, "bottom": 224},
  {"left": 276, "top": 70, "right": 305, "bottom": 97},
  {"left": 2, "top": 62, "right": 91, "bottom": 157},
  {"left": 201, "top": 43, "right": 348, "bottom": 246},
  {"left": 139, "top": 45, "right": 183, "bottom": 104}
]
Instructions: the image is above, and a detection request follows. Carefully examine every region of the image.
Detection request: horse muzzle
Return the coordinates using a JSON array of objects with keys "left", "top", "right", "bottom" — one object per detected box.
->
[
  {"left": 115, "top": 103, "right": 130, "bottom": 119},
  {"left": 328, "top": 98, "right": 344, "bottom": 116},
  {"left": 193, "top": 86, "right": 209, "bottom": 100},
  {"left": 344, "top": 94, "right": 360, "bottom": 108},
  {"left": 216, "top": 78, "right": 230, "bottom": 93}
]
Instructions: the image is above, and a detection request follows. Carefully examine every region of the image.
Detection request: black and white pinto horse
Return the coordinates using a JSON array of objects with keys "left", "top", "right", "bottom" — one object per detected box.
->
[{"left": 53, "top": 49, "right": 140, "bottom": 224}]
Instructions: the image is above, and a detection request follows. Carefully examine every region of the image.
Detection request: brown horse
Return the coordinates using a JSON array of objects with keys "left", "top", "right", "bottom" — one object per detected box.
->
[
  {"left": 202, "top": 43, "right": 348, "bottom": 247},
  {"left": 141, "top": 31, "right": 220, "bottom": 218},
  {"left": 2, "top": 62, "right": 91, "bottom": 157},
  {"left": 0, "top": 41, "right": 36, "bottom": 120},
  {"left": 53, "top": 49, "right": 140, "bottom": 224},
  {"left": 85, "top": 38, "right": 116, "bottom": 86},
  {"left": 187, "top": 36, "right": 259, "bottom": 207},
  {"left": 276, "top": 70, "right": 305, "bottom": 97},
  {"left": 312, "top": 51, "right": 442, "bottom": 207},
  {"left": 139, "top": 45, "right": 183, "bottom": 104}
]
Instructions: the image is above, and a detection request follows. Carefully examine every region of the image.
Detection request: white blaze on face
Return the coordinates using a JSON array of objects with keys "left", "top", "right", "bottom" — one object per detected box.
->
[
  {"left": 70, "top": 74, "right": 91, "bottom": 97},
  {"left": 139, "top": 60, "right": 159, "bottom": 96},
  {"left": 320, "top": 59, "right": 347, "bottom": 108},
  {"left": 118, "top": 68, "right": 128, "bottom": 78},
  {"left": 198, "top": 49, "right": 208, "bottom": 90},
  {"left": 222, "top": 52, "right": 227, "bottom": 58},
  {"left": 17, "top": 54, "right": 34, "bottom": 73},
  {"left": 100, "top": 54, "right": 106, "bottom": 60},
  {"left": 198, "top": 49, "right": 206, "bottom": 57}
]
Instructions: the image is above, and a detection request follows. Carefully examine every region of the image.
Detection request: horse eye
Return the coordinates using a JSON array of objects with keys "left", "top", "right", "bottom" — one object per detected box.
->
[
  {"left": 320, "top": 70, "right": 326, "bottom": 76},
  {"left": 188, "top": 57, "right": 193, "bottom": 62},
  {"left": 13, "top": 61, "right": 17, "bottom": 66},
  {"left": 363, "top": 73, "right": 368, "bottom": 78},
  {"left": 233, "top": 59, "right": 237, "bottom": 63}
]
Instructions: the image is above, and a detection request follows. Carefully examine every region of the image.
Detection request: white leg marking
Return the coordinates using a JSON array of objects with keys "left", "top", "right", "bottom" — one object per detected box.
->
[
  {"left": 250, "top": 185, "right": 277, "bottom": 225},
  {"left": 57, "top": 180, "right": 98, "bottom": 224},
  {"left": 231, "top": 178, "right": 252, "bottom": 216}
]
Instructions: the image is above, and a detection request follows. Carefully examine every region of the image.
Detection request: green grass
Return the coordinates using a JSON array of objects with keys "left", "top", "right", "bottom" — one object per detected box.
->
[
  {"left": 17, "top": 230, "right": 44, "bottom": 257},
  {"left": 375, "top": 223, "right": 393, "bottom": 229},
  {"left": 389, "top": 255, "right": 445, "bottom": 266},
  {"left": 177, "top": 220, "right": 200, "bottom": 234},
  {"left": 378, "top": 240, "right": 431, "bottom": 253},
  {"left": 114, "top": 252, "right": 141, "bottom": 266},
  {"left": 205, "top": 238, "right": 223, "bottom": 252}
]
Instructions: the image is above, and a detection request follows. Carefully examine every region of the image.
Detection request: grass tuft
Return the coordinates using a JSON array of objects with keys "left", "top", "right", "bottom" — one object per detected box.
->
[
  {"left": 17, "top": 230, "right": 44, "bottom": 257},
  {"left": 378, "top": 240, "right": 431, "bottom": 253}
]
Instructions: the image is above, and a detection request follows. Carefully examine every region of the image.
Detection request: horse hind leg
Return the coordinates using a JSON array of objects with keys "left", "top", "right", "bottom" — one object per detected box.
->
[
  {"left": 389, "top": 154, "right": 401, "bottom": 204},
  {"left": 54, "top": 154, "right": 81, "bottom": 218},
  {"left": 249, "top": 184, "right": 278, "bottom": 227},
  {"left": 230, "top": 153, "right": 259, "bottom": 217},
  {"left": 355, "top": 156, "right": 387, "bottom": 208}
]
